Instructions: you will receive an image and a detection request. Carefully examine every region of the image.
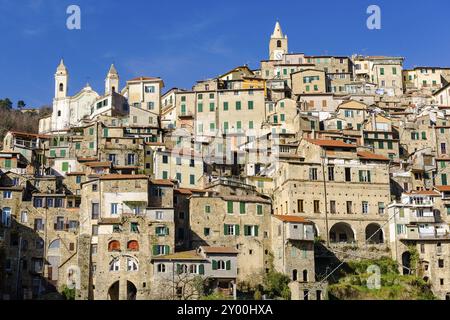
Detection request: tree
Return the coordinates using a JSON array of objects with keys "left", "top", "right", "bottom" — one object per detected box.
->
[
  {"left": 150, "top": 273, "right": 208, "bottom": 300},
  {"left": 17, "top": 100, "right": 26, "bottom": 110},
  {"left": 263, "top": 270, "right": 291, "bottom": 300},
  {"left": 0, "top": 98, "right": 13, "bottom": 110}
]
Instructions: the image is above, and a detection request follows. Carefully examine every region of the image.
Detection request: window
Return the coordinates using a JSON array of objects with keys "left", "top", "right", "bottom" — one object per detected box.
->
[
  {"left": 153, "top": 245, "right": 169, "bottom": 256},
  {"left": 1, "top": 207, "right": 12, "bottom": 227},
  {"left": 248, "top": 101, "right": 254, "bottom": 110},
  {"left": 209, "top": 103, "right": 215, "bottom": 112},
  {"left": 3, "top": 191, "right": 12, "bottom": 199},
  {"left": 92, "top": 225, "right": 99, "bottom": 236},
  {"left": 20, "top": 211, "right": 28, "bottom": 223},
  {"left": 212, "top": 260, "right": 230, "bottom": 271},
  {"left": 130, "top": 222, "right": 139, "bottom": 233},
  {"left": 34, "top": 197, "right": 43, "bottom": 208},
  {"left": 330, "top": 200, "right": 336, "bottom": 214},
  {"left": 156, "top": 226, "right": 168, "bottom": 236},
  {"left": 345, "top": 168, "right": 351, "bottom": 181},
  {"left": 438, "top": 259, "right": 444, "bottom": 268},
  {"left": 204, "top": 228, "right": 210, "bottom": 236},
  {"left": 224, "top": 224, "right": 239, "bottom": 236},
  {"left": 89, "top": 142, "right": 94, "bottom": 149},
  {"left": 157, "top": 264, "right": 166, "bottom": 273},
  {"left": 380, "top": 67, "right": 385, "bottom": 75},
  {"left": 313, "top": 200, "right": 320, "bottom": 213},
  {"left": 155, "top": 211, "right": 164, "bottom": 220},
  {"left": 227, "top": 201, "right": 234, "bottom": 214},
  {"left": 328, "top": 167, "right": 334, "bottom": 181},
  {"left": 91, "top": 203, "right": 99, "bottom": 219},
  {"left": 127, "top": 257, "right": 138, "bottom": 271},
  {"left": 127, "top": 154, "right": 136, "bottom": 165},
  {"left": 236, "top": 101, "right": 241, "bottom": 110},
  {"left": 109, "top": 259, "right": 120, "bottom": 272},
  {"left": 362, "top": 201, "right": 369, "bottom": 214},
  {"left": 244, "top": 225, "right": 259, "bottom": 237},
  {"left": 197, "top": 103, "right": 203, "bottom": 112},
  {"left": 346, "top": 201, "right": 353, "bottom": 214},
  {"left": 309, "top": 168, "right": 318, "bottom": 181},
  {"left": 223, "top": 102, "right": 228, "bottom": 111},
  {"left": 145, "top": 86, "right": 155, "bottom": 93},
  {"left": 204, "top": 205, "right": 211, "bottom": 214},
  {"left": 111, "top": 203, "right": 118, "bottom": 215},
  {"left": 108, "top": 240, "right": 121, "bottom": 252},
  {"left": 240, "top": 202, "right": 246, "bottom": 214},
  {"left": 237, "top": 121, "right": 242, "bottom": 130},
  {"left": 257, "top": 204, "right": 263, "bottom": 215},
  {"left": 359, "top": 170, "right": 371, "bottom": 183}
]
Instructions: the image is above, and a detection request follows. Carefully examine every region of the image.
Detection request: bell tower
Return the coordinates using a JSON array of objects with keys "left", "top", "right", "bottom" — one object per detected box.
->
[
  {"left": 105, "top": 64, "right": 119, "bottom": 94},
  {"left": 54, "top": 59, "right": 68, "bottom": 99},
  {"left": 269, "top": 21, "right": 288, "bottom": 60}
]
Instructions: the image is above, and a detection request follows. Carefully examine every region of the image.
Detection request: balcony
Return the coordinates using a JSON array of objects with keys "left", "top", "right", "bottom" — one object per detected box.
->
[{"left": 409, "top": 214, "right": 436, "bottom": 223}]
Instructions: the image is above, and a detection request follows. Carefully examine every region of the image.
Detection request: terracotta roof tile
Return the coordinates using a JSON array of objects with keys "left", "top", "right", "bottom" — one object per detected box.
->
[
  {"left": 273, "top": 215, "right": 312, "bottom": 224},
  {"left": 304, "top": 138, "right": 356, "bottom": 148},
  {"left": 150, "top": 179, "right": 174, "bottom": 186},
  {"left": 201, "top": 246, "right": 238, "bottom": 254},
  {"left": 357, "top": 151, "right": 390, "bottom": 161}
]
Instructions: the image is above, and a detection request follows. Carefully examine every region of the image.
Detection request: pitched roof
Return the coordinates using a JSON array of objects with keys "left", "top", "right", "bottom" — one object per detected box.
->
[
  {"left": 152, "top": 250, "right": 206, "bottom": 261},
  {"left": 273, "top": 215, "right": 312, "bottom": 224},
  {"left": 201, "top": 246, "right": 238, "bottom": 254},
  {"left": 150, "top": 179, "right": 174, "bottom": 186},
  {"left": 435, "top": 185, "right": 450, "bottom": 192},
  {"left": 83, "top": 161, "right": 111, "bottom": 168},
  {"left": 405, "top": 189, "right": 440, "bottom": 196},
  {"left": 357, "top": 151, "right": 390, "bottom": 161},
  {"left": 99, "top": 174, "right": 148, "bottom": 181},
  {"left": 304, "top": 138, "right": 356, "bottom": 148}
]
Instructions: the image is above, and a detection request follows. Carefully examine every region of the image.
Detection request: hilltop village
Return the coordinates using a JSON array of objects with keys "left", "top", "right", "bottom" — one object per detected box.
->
[{"left": 1, "top": 22, "right": 449, "bottom": 300}]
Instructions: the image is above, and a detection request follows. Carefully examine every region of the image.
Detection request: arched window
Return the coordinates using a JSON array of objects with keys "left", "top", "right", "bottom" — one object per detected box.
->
[
  {"left": 127, "top": 257, "right": 138, "bottom": 271},
  {"left": 57, "top": 111, "right": 61, "bottom": 117},
  {"left": 303, "top": 270, "right": 308, "bottom": 282},
  {"left": 277, "top": 40, "right": 282, "bottom": 48},
  {"left": 127, "top": 240, "right": 139, "bottom": 251},
  {"left": 177, "top": 264, "right": 188, "bottom": 274},
  {"left": 49, "top": 239, "right": 60, "bottom": 250},
  {"left": 157, "top": 263, "right": 166, "bottom": 273},
  {"left": 112, "top": 86, "right": 116, "bottom": 93},
  {"left": 59, "top": 83, "right": 64, "bottom": 92},
  {"left": 292, "top": 269, "right": 298, "bottom": 281},
  {"left": 108, "top": 240, "right": 121, "bottom": 252},
  {"left": 109, "top": 258, "right": 120, "bottom": 271}
]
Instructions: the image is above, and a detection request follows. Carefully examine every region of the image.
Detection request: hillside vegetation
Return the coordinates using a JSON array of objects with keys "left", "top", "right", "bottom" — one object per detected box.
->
[
  {"left": 328, "top": 257, "right": 435, "bottom": 300},
  {"left": 0, "top": 98, "right": 51, "bottom": 145}
]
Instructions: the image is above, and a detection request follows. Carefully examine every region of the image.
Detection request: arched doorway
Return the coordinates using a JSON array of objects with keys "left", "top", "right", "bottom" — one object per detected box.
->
[
  {"left": 329, "top": 222, "right": 355, "bottom": 243},
  {"left": 108, "top": 281, "right": 119, "bottom": 300},
  {"left": 127, "top": 281, "right": 137, "bottom": 300},
  {"left": 401, "top": 251, "right": 411, "bottom": 275},
  {"left": 292, "top": 269, "right": 297, "bottom": 281},
  {"left": 365, "top": 223, "right": 384, "bottom": 244}
]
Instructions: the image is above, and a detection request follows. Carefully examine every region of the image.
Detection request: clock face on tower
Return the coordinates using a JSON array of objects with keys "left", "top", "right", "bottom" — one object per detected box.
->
[{"left": 274, "top": 50, "right": 283, "bottom": 60}]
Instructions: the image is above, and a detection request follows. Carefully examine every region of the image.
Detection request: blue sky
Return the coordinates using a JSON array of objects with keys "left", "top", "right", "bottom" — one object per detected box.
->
[{"left": 1, "top": 0, "right": 449, "bottom": 107}]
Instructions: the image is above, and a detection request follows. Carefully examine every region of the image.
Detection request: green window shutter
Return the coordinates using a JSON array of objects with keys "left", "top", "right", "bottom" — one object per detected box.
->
[
  {"left": 248, "top": 101, "right": 254, "bottom": 110},
  {"left": 165, "top": 245, "right": 170, "bottom": 254},
  {"left": 75, "top": 142, "right": 80, "bottom": 150},
  {"left": 4, "top": 159, "right": 11, "bottom": 169},
  {"left": 235, "top": 224, "right": 240, "bottom": 236},
  {"left": 224, "top": 224, "right": 228, "bottom": 235},
  {"left": 89, "top": 128, "right": 94, "bottom": 135},
  {"left": 227, "top": 201, "right": 233, "bottom": 213},
  {"left": 209, "top": 103, "right": 215, "bottom": 112},
  {"left": 422, "top": 132, "right": 426, "bottom": 140},
  {"left": 244, "top": 225, "right": 250, "bottom": 236},
  {"left": 62, "top": 162, "right": 69, "bottom": 172},
  {"left": 212, "top": 260, "right": 218, "bottom": 270},
  {"left": 103, "top": 128, "right": 109, "bottom": 137},
  {"left": 60, "top": 149, "right": 66, "bottom": 157},
  {"left": 379, "top": 141, "right": 384, "bottom": 149},
  {"left": 441, "top": 161, "right": 446, "bottom": 169},
  {"left": 368, "top": 171, "right": 371, "bottom": 182},
  {"left": 273, "top": 115, "right": 278, "bottom": 124},
  {"left": 224, "top": 122, "right": 229, "bottom": 132},
  {"left": 50, "top": 150, "right": 56, "bottom": 157},
  {"left": 89, "top": 142, "right": 94, "bottom": 149},
  {"left": 181, "top": 105, "right": 186, "bottom": 114},
  {"left": 442, "top": 174, "right": 448, "bottom": 186},
  {"left": 236, "top": 101, "right": 241, "bottom": 110},
  {"left": 198, "top": 103, "right": 203, "bottom": 112},
  {"left": 337, "top": 121, "right": 342, "bottom": 130},
  {"left": 314, "top": 85, "right": 318, "bottom": 91},
  {"left": 257, "top": 205, "right": 263, "bottom": 215},
  {"left": 226, "top": 260, "right": 231, "bottom": 270},
  {"left": 152, "top": 245, "right": 158, "bottom": 256},
  {"left": 162, "top": 171, "right": 168, "bottom": 179},
  {"left": 359, "top": 170, "right": 363, "bottom": 182},
  {"left": 254, "top": 225, "right": 259, "bottom": 237},
  {"left": 280, "top": 114, "right": 285, "bottom": 122},
  {"left": 249, "top": 121, "right": 253, "bottom": 129},
  {"left": 223, "top": 102, "right": 228, "bottom": 111},
  {"left": 165, "top": 227, "right": 169, "bottom": 235},
  {"left": 240, "top": 202, "right": 246, "bottom": 214},
  {"left": 237, "top": 121, "right": 241, "bottom": 129},
  {"left": 199, "top": 264, "right": 205, "bottom": 275},
  {"left": 387, "top": 141, "right": 393, "bottom": 149}
]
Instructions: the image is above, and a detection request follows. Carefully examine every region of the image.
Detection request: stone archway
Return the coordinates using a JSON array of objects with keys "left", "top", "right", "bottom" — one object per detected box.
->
[
  {"left": 108, "top": 281, "right": 120, "bottom": 300},
  {"left": 329, "top": 222, "right": 355, "bottom": 243},
  {"left": 365, "top": 223, "right": 384, "bottom": 244},
  {"left": 401, "top": 251, "right": 411, "bottom": 275},
  {"left": 127, "top": 281, "right": 137, "bottom": 300}
]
